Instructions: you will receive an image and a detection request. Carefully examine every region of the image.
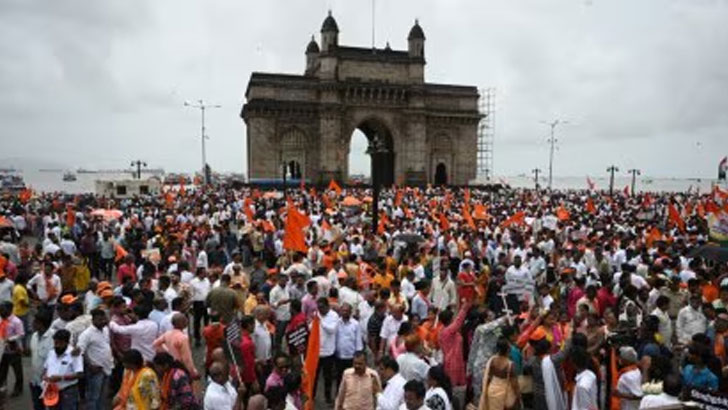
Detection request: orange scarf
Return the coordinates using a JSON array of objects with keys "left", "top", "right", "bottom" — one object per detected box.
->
[
  {"left": 114, "top": 368, "right": 144, "bottom": 410},
  {"left": 160, "top": 370, "right": 174, "bottom": 410}
]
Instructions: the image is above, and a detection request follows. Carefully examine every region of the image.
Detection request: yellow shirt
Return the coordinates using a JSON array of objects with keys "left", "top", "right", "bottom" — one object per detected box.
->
[
  {"left": 12, "top": 284, "right": 29, "bottom": 316},
  {"left": 244, "top": 295, "right": 258, "bottom": 315}
]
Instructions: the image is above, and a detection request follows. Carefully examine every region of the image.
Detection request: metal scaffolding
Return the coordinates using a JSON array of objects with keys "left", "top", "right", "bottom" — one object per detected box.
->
[{"left": 477, "top": 88, "right": 495, "bottom": 180}]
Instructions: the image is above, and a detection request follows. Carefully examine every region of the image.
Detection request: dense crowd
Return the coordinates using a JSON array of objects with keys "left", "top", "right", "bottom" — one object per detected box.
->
[{"left": 0, "top": 182, "right": 727, "bottom": 410}]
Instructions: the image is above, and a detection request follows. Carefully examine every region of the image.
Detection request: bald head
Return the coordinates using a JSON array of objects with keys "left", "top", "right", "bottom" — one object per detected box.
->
[{"left": 171, "top": 313, "right": 188, "bottom": 330}]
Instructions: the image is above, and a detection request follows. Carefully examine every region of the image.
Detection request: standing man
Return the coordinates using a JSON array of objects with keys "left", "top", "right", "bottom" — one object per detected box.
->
[
  {"left": 376, "top": 356, "right": 406, "bottom": 410},
  {"left": 269, "top": 274, "right": 291, "bottom": 349},
  {"left": 43, "top": 329, "right": 84, "bottom": 410},
  {"left": 108, "top": 305, "right": 158, "bottom": 363},
  {"left": 317, "top": 297, "right": 340, "bottom": 404},
  {"left": 335, "top": 351, "right": 381, "bottom": 410},
  {"left": 28, "top": 260, "right": 62, "bottom": 310},
  {"left": 190, "top": 267, "right": 211, "bottom": 347},
  {"left": 429, "top": 267, "right": 456, "bottom": 313},
  {"left": 0, "top": 301, "right": 24, "bottom": 396},
  {"left": 76, "top": 308, "right": 114, "bottom": 410},
  {"left": 336, "top": 303, "right": 363, "bottom": 385},
  {"left": 252, "top": 305, "right": 272, "bottom": 385},
  {"left": 29, "top": 311, "right": 53, "bottom": 410},
  {"left": 402, "top": 380, "right": 430, "bottom": 410}
]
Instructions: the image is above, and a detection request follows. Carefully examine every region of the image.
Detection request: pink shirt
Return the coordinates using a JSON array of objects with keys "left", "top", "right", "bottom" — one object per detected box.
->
[{"left": 153, "top": 329, "right": 197, "bottom": 377}]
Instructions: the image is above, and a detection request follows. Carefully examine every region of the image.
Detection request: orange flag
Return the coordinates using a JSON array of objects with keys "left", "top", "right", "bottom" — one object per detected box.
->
[
  {"left": 684, "top": 201, "right": 693, "bottom": 218},
  {"left": 556, "top": 205, "right": 570, "bottom": 221},
  {"left": 244, "top": 198, "right": 255, "bottom": 222},
  {"left": 464, "top": 188, "right": 471, "bottom": 210},
  {"left": 473, "top": 204, "right": 489, "bottom": 220},
  {"left": 463, "top": 204, "right": 476, "bottom": 230},
  {"left": 327, "top": 179, "right": 342, "bottom": 196},
  {"left": 642, "top": 193, "right": 653, "bottom": 209},
  {"left": 321, "top": 193, "right": 333, "bottom": 210},
  {"left": 18, "top": 188, "right": 32, "bottom": 203},
  {"left": 302, "top": 314, "right": 321, "bottom": 410},
  {"left": 439, "top": 213, "right": 450, "bottom": 231},
  {"left": 646, "top": 227, "right": 662, "bottom": 248},
  {"left": 668, "top": 203, "right": 685, "bottom": 232},
  {"left": 403, "top": 207, "right": 413, "bottom": 219},
  {"left": 65, "top": 205, "right": 76, "bottom": 228},
  {"left": 500, "top": 211, "right": 526, "bottom": 228},
  {"left": 282, "top": 203, "right": 311, "bottom": 253},
  {"left": 697, "top": 202, "right": 705, "bottom": 219},
  {"left": 377, "top": 218, "right": 386, "bottom": 235},
  {"left": 705, "top": 200, "right": 720, "bottom": 215},
  {"left": 394, "top": 189, "right": 403, "bottom": 208},
  {"left": 261, "top": 220, "right": 276, "bottom": 233},
  {"left": 586, "top": 197, "right": 596, "bottom": 214},
  {"left": 609, "top": 348, "right": 621, "bottom": 410}
]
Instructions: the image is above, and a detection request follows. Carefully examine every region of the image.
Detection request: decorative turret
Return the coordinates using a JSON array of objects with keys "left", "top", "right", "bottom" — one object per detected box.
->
[
  {"left": 305, "top": 35, "right": 319, "bottom": 75},
  {"left": 408, "top": 19, "right": 425, "bottom": 59},
  {"left": 320, "top": 11, "right": 339, "bottom": 52}
]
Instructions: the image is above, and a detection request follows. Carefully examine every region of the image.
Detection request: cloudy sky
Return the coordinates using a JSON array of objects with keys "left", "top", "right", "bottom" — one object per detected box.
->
[{"left": 1, "top": 0, "right": 727, "bottom": 179}]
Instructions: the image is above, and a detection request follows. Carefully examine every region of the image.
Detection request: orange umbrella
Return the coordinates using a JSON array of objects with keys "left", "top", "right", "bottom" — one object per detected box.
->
[
  {"left": 341, "top": 196, "right": 362, "bottom": 207},
  {"left": 90, "top": 209, "right": 123, "bottom": 221}
]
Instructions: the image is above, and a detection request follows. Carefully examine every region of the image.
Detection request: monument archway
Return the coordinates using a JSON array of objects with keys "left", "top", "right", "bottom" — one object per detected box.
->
[
  {"left": 435, "top": 163, "right": 448, "bottom": 185},
  {"left": 242, "top": 13, "right": 481, "bottom": 186}
]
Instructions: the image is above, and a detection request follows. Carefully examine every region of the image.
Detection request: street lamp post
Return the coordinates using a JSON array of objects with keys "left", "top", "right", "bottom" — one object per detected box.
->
[
  {"left": 531, "top": 168, "right": 541, "bottom": 190},
  {"left": 130, "top": 160, "right": 147, "bottom": 180},
  {"left": 184, "top": 100, "right": 221, "bottom": 185},
  {"left": 607, "top": 165, "right": 620, "bottom": 196},
  {"left": 542, "top": 119, "right": 568, "bottom": 190},
  {"left": 628, "top": 168, "right": 641, "bottom": 196},
  {"left": 367, "top": 135, "right": 389, "bottom": 234}
]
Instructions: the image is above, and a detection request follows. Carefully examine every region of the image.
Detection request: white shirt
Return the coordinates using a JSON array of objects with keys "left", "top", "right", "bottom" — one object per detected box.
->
[
  {"left": 319, "top": 310, "right": 340, "bottom": 357},
  {"left": 44, "top": 346, "right": 84, "bottom": 390},
  {"left": 676, "top": 305, "right": 707, "bottom": 345},
  {"left": 77, "top": 325, "right": 114, "bottom": 375},
  {"left": 30, "top": 330, "right": 54, "bottom": 385},
  {"left": 430, "top": 275, "right": 456, "bottom": 311},
  {"left": 204, "top": 380, "right": 237, "bottom": 410},
  {"left": 190, "top": 277, "right": 211, "bottom": 302},
  {"left": 380, "top": 314, "right": 408, "bottom": 345},
  {"left": 28, "top": 273, "right": 62, "bottom": 304},
  {"left": 196, "top": 251, "right": 208, "bottom": 269},
  {"left": 572, "top": 369, "right": 598, "bottom": 410},
  {"left": 253, "top": 321, "right": 271, "bottom": 361},
  {"left": 617, "top": 368, "right": 643, "bottom": 410},
  {"left": 108, "top": 319, "right": 158, "bottom": 362},
  {"left": 270, "top": 285, "right": 291, "bottom": 321},
  {"left": 336, "top": 318, "right": 363, "bottom": 360},
  {"left": 162, "top": 287, "right": 178, "bottom": 311},
  {"left": 639, "top": 393, "right": 681, "bottom": 409},
  {"left": 397, "top": 352, "right": 430, "bottom": 382},
  {"left": 377, "top": 373, "right": 406, "bottom": 410},
  {"left": 401, "top": 278, "right": 416, "bottom": 300},
  {"left": 339, "top": 287, "right": 364, "bottom": 312},
  {"left": 180, "top": 270, "right": 194, "bottom": 284},
  {"left": 0, "top": 279, "right": 14, "bottom": 303},
  {"left": 425, "top": 387, "right": 452, "bottom": 410}
]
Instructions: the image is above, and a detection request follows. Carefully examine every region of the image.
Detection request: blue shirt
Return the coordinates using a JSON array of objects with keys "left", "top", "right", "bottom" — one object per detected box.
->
[
  {"left": 682, "top": 365, "right": 718, "bottom": 391},
  {"left": 335, "top": 318, "right": 363, "bottom": 360}
]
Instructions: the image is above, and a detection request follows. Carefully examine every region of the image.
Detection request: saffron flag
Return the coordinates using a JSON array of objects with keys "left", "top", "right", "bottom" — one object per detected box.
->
[
  {"left": 646, "top": 227, "right": 662, "bottom": 248},
  {"left": 65, "top": 205, "right": 75, "bottom": 228},
  {"left": 261, "top": 220, "right": 275, "bottom": 233},
  {"left": 282, "top": 203, "right": 311, "bottom": 253},
  {"left": 473, "top": 204, "right": 489, "bottom": 220},
  {"left": 586, "top": 177, "right": 596, "bottom": 191},
  {"left": 327, "top": 179, "right": 342, "bottom": 196},
  {"left": 244, "top": 198, "right": 255, "bottom": 222},
  {"left": 302, "top": 314, "right": 321, "bottom": 410},
  {"left": 668, "top": 203, "right": 685, "bottom": 232},
  {"left": 500, "top": 211, "right": 526, "bottom": 228},
  {"left": 18, "top": 188, "right": 32, "bottom": 203},
  {"left": 463, "top": 204, "right": 476, "bottom": 230},
  {"left": 464, "top": 188, "right": 471, "bottom": 210},
  {"left": 114, "top": 243, "right": 128, "bottom": 262},
  {"left": 705, "top": 200, "right": 721, "bottom": 215},
  {"left": 609, "top": 348, "right": 621, "bottom": 410},
  {"left": 394, "top": 189, "right": 403, "bottom": 208},
  {"left": 556, "top": 205, "right": 570, "bottom": 221},
  {"left": 439, "top": 213, "right": 450, "bottom": 231},
  {"left": 586, "top": 197, "right": 596, "bottom": 215}
]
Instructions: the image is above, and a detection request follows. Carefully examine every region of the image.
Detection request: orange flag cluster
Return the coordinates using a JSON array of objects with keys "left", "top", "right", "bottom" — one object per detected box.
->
[
  {"left": 302, "top": 314, "right": 320, "bottom": 410},
  {"left": 282, "top": 202, "right": 311, "bottom": 253},
  {"left": 500, "top": 211, "right": 526, "bottom": 228}
]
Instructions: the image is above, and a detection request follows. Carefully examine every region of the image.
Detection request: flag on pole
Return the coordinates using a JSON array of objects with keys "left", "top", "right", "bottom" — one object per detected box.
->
[
  {"left": 282, "top": 203, "right": 311, "bottom": 253},
  {"left": 668, "top": 203, "right": 685, "bottom": 232},
  {"left": 302, "top": 314, "right": 321, "bottom": 410},
  {"left": 586, "top": 177, "right": 596, "bottom": 191},
  {"left": 556, "top": 205, "right": 570, "bottom": 221},
  {"left": 327, "top": 179, "right": 342, "bottom": 196},
  {"left": 438, "top": 213, "right": 450, "bottom": 231},
  {"left": 500, "top": 211, "right": 526, "bottom": 228},
  {"left": 586, "top": 197, "right": 596, "bottom": 215}
]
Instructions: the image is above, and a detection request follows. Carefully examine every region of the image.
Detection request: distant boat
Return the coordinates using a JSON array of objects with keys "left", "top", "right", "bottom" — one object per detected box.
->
[
  {"left": 62, "top": 171, "right": 77, "bottom": 182},
  {"left": 0, "top": 172, "right": 25, "bottom": 192}
]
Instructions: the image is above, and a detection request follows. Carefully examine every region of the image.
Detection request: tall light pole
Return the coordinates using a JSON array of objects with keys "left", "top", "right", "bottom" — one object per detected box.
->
[
  {"left": 607, "top": 165, "right": 620, "bottom": 196},
  {"left": 628, "top": 168, "right": 641, "bottom": 196},
  {"left": 531, "top": 168, "right": 541, "bottom": 190},
  {"left": 542, "top": 119, "right": 568, "bottom": 190},
  {"left": 130, "top": 160, "right": 147, "bottom": 180},
  {"left": 184, "top": 100, "right": 221, "bottom": 185},
  {"left": 367, "top": 134, "right": 389, "bottom": 234}
]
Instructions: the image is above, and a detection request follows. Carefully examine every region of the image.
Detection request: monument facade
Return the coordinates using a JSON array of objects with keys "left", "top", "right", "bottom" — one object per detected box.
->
[{"left": 242, "top": 13, "right": 481, "bottom": 186}]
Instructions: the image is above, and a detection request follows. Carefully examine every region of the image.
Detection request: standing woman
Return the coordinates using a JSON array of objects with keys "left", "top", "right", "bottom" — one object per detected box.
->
[
  {"left": 113, "top": 349, "right": 161, "bottom": 410},
  {"left": 153, "top": 352, "right": 198, "bottom": 410},
  {"left": 426, "top": 365, "right": 454, "bottom": 410},
  {"left": 479, "top": 337, "right": 521, "bottom": 410}
]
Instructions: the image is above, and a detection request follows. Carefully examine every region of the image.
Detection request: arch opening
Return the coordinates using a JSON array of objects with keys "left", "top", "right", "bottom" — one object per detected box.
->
[
  {"left": 348, "top": 119, "right": 395, "bottom": 187},
  {"left": 434, "top": 162, "right": 448, "bottom": 185}
]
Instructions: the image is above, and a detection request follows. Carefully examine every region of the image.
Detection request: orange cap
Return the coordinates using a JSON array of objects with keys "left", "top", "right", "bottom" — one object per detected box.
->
[
  {"left": 60, "top": 295, "right": 78, "bottom": 305},
  {"left": 43, "top": 382, "right": 59, "bottom": 407}
]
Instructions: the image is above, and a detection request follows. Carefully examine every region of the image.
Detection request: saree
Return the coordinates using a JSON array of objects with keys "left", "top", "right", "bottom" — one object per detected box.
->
[
  {"left": 479, "top": 357, "right": 518, "bottom": 410},
  {"left": 115, "top": 367, "right": 161, "bottom": 410}
]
